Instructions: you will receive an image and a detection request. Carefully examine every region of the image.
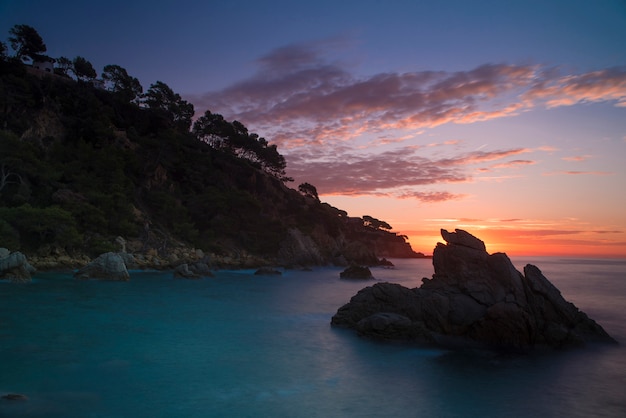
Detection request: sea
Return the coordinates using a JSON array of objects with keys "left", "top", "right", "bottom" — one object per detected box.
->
[{"left": 1, "top": 257, "right": 625, "bottom": 418}]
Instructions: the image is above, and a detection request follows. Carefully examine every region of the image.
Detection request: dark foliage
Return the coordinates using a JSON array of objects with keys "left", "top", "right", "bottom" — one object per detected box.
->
[{"left": 0, "top": 31, "right": 417, "bottom": 260}]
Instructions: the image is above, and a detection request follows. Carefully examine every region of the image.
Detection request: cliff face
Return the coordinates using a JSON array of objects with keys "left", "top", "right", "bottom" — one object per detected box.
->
[{"left": 0, "top": 63, "right": 421, "bottom": 266}]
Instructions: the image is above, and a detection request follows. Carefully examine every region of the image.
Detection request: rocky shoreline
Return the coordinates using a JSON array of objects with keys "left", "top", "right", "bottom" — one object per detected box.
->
[{"left": 1, "top": 233, "right": 409, "bottom": 281}]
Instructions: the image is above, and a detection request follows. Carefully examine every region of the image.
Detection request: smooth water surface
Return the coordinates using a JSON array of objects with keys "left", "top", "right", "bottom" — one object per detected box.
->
[{"left": 1, "top": 258, "right": 625, "bottom": 417}]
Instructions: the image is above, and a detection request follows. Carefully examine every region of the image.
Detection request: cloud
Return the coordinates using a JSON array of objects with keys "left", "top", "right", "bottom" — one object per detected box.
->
[
  {"left": 286, "top": 146, "right": 468, "bottom": 196},
  {"left": 286, "top": 145, "right": 536, "bottom": 199},
  {"left": 523, "top": 67, "right": 626, "bottom": 108},
  {"left": 478, "top": 159, "right": 536, "bottom": 172},
  {"left": 562, "top": 155, "right": 592, "bottom": 162},
  {"left": 543, "top": 170, "right": 613, "bottom": 176},
  {"left": 186, "top": 40, "right": 626, "bottom": 199},
  {"left": 189, "top": 42, "right": 626, "bottom": 149}
]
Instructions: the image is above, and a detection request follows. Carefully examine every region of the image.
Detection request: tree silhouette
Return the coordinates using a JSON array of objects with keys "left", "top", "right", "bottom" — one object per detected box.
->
[
  {"left": 143, "top": 81, "right": 194, "bottom": 131},
  {"left": 72, "top": 56, "right": 97, "bottom": 81},
  {"left": 298, "top": 183, "right": 320, "bottom": 201},
  {"left": 8, "top": 24, "right": 46, "bottom": 62},
  {"left": 54, "top": 56, "right": 73, "bottom": 77},
  {"left": 102, "top": 64, "right": 143, "bottom": 102},
  {"left": 362, "top": 215, "right": 392, "bottom": 230}
]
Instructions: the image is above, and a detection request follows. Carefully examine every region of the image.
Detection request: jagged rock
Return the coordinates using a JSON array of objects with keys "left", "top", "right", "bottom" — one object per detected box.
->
[
  {"left": 332, "top": 229, "right": 617, "bottom": 351},
  {"left": 254, "top": 267, "right": 282, "bottom": 276},
  {"left": 0, "top": 249, "right": 36, "bottom": 283},
  {"left": 440, "top": 228, "right": 486, "bottom": 251},
  {"left": 188, "top": 261, "right": 213, "bottom": 277},
  {"left": 74, "top": 252, "right": 130, "bottom": 281},
  {"left": 173, "top": 262, "right": 214, "bottom": 279},
  {"left": 340, "top": 265, "right": 373, "bottom": 279},
  {"left": 174, "top": 263, "right": 198, "bottom": 279}
]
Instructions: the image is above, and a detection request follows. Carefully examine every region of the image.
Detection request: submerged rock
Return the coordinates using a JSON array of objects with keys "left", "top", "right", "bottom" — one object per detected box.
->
[
  {"left": 2, "top": 393, "right": 28, "bottom": 401},
  {"left": 74, "top": 252, "right": 130, "bottom": 281},
  {"left": 331, "top": 229, "right": 617, "bottom": 351},
  {"left": 254, "top": 267, "right": 282, "bottom": 276}
]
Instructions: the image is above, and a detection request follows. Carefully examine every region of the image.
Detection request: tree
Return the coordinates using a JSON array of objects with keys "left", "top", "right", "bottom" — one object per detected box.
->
[
  {"left": 362, "top": 215, "right": 392, "bottom": 231},
  {"left": 0, "top": 41, "right": 7, "bottom": 61},
  {"left": 8, "top": 24, "right": 46, "bottom": 62},
  {"left": 192, "top": 110, "right": 292, "bottom": 181},
  {"left": 298, "top": 182, "right": 320, "bottom": 201},
  {"left": 102, "top": 64, "right": 143, "bottom": 102},
  {"left": 192, "top": 110, "right": 232, "bottom": 148},
  {"left": 54, "top": 56, "right": 73, "bottom": 77},
  {"left": 72, "top": 56, "right": 97, "bottom": 81},
  {"left": 258, "top": 143, "right": 291, "bottom": 181},
  {"left": 143, "top": 81, "right": 194, "bottom": 131}
]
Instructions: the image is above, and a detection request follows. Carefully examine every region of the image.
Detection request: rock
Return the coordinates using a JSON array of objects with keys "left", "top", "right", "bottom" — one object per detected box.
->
[
  {"left": 278, "top": 228, "right": 324, "bottom": 266},
  {"left": 340, "top": 265, "right": 373, "bottom": 279},
  {"left": 254, "top": 267, "right": 282, "bottom": 276},
  {"left": 356, "top": 313, "right": 415, "bottom": 339},
  {"left": 173, "top": 262, "right": 213, "bottom": 279},
  {"left": 174, "top": 263, "right": 198, "bottom": 279},
  {"left": 0, "top": 249, "right": 36, "bottom": 283},
  {"left": 379, "top": 258, "right": 395, "bottom": 268},
  {"left": 440, "top": 228, "right": 486, "bottom": 251},
  {"left": 2, "top": 393, "right": 28, "bottom": 401},
  {"left": 189, "top": 261, "right": 213, "bottom": 277},
  {"left": 332, "top": 229, "right": 617, "bottom": 351},
  {"left": 74, "top": 252, "right": 130, "bottom": 281},
  {"left": 115, "top": 236, "right": 127, "bottom": 252}
]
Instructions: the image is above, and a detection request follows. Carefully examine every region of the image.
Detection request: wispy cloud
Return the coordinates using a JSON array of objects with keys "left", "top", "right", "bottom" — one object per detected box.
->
[
  {"left": 190, "top": 41, "right": 626, "bottom": 147},
  {"left": 187, "top": 40, "right": 626, "bottom": 199},
  {"left": 543, "top": 170, "right": 613, "bottom": 176},
  {"left": 562, "top": 155, "right": 592, "bottom": 162},
  {"left": 285, "top": 145, "right": 540, "bottom": 199}
]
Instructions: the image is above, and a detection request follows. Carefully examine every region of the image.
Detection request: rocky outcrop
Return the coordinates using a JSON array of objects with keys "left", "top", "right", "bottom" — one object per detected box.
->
[
  {"left": 278, "top": 229, "right": 325, "bottom": 267},
  {"left": 74, "top": 252, "right": 131, "bottom": 281},
  {"left": 173, "top": 261, "right": 214, "bottom": 279},
  {"left": 340, "top": 265, "right": 374, "bottom": 279},
  {"left": 331, "top": 229, "right": 617, "bottom": 351},
  {"left": 0, "top": 248, "right": 36, "bottom": 283}
]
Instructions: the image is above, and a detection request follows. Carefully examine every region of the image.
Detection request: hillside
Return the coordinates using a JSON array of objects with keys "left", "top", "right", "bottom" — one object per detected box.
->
[{"left": 0, "top": 56, "right": 424, "bottom": 268}]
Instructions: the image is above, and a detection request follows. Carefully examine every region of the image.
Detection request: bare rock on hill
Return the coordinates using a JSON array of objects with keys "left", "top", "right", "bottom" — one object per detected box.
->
[
  {"left": 331, "top": 229, "right": 617, "bottom": 351},
  {"left": 74, "top": 252, "right": 130, "bottom": 281}
]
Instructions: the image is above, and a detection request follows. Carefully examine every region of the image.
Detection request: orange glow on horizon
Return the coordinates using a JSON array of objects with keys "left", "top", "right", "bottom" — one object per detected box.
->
[{"left": 404, "top": 229, "right": 626, "bottom": 259}]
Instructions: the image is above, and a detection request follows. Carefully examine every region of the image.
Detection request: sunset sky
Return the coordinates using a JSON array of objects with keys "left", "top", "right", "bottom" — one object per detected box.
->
[{"left": 2, "top": 0, "right": 626, "bottom": 257}]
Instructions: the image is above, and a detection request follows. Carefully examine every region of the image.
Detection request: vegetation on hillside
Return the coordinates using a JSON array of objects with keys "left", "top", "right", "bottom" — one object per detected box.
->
[{"left": 0, "top": 25, "right": 420, "bottom": 263}]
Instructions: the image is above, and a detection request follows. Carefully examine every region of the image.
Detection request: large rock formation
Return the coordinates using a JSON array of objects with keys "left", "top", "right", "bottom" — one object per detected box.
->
[
  {"left": 0, "top": 248, "right": 36, "bottom": 283},
  {"left": 331, "top": 229, "right": 617, "bottom": 351},
  {"left": 74, "top": 252, "right": 131, "bottom": 281}
]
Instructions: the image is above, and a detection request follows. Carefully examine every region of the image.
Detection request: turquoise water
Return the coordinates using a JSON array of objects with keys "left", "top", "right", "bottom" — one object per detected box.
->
[{"left": 1, "top": 258, "right": 625, "bottom": 417}]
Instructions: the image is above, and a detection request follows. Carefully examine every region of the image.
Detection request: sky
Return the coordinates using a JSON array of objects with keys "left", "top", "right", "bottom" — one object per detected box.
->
[{"left": 2, "top": 0, "right": 626, "bottom": 257}]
